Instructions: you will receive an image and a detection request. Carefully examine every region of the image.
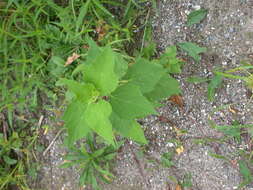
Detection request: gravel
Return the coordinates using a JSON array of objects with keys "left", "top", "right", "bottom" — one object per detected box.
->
[{"left": 36, "top": 0, "right": 253, "bottom": 189}]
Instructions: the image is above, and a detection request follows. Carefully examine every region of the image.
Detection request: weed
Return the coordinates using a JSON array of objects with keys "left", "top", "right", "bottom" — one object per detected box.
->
[
  {"left": 60, "top": 134, "right": 123, "bottom": 190},
  {"left": 161, "top": 151, "right": 175, "bottom": 168},
  {"left": 57, "top": 37, "right": 181, "bottom": 147}
]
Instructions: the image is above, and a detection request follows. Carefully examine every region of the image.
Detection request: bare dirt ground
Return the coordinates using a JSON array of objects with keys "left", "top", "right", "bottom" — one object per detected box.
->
[{"left": 35, "top": 0, "right": 253, "bottom": 189}]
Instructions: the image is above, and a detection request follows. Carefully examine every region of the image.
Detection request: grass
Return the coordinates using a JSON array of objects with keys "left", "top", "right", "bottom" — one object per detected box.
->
[{"left": 0, "top": 0, "right": 154, "bottom": 189}]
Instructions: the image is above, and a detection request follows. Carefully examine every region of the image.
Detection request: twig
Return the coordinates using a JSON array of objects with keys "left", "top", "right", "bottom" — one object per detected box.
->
[
  {"left": 38, "top": 115, "right": 44, "bottom": 128},
  {"left": 43, "top": 129, "right": 64, "bottom": 156}
]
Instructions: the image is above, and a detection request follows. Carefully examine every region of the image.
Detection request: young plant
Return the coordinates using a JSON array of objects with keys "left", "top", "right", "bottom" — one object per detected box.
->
[
  {"left": 60, "top": 135, "right": 122, "bottom": 190},
  {"left": 0, "top": 132, "right": 29, "bottom": 190},
  {"left": 215, "top": 62, "right": 253, "bottom": 92},
  {"left": 187, "top": 73, "right": 223, "bottom": 101},
  {"left": 57, "top": 38, "right": 181, "bottom": 146}
]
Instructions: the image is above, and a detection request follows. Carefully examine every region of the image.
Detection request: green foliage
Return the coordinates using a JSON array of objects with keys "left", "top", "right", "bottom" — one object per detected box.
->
[
  {"left": 207, "top": 74, "right": 223, "bottom": 101},
  {"left": 238, "top": 160, "right": 253, "bottom": 188},
  {"left": 161, "top": 152, "right": 174, "bottom": 168},
  {"left": 180, "top": 173, "right": 193, "bottom": 188},
  {"left": 124, "top": 58, "right": 165, "bottom": 93},
  {"left": 215, "top": 62, "right": 253, "bottom": 92},
  {"left": 187, "top": 9, "right": 208, "bottom": 26},
  {"left": 83, "top": 46, "right": 118, "bottom": 96},
  {"left": 59, "top": 39, "right": 180, "bottom": 146},
  {"left": 60, "top": 135, "right": 122, "bottom": 190},
  {"left": 186, "top": 74, "right": 223, "bottom": 102},
  {"left": 0, "top": 132, "right": 36, "bottom": 190},
  {"left": 186, "top": 76, "right": 209, "bottom": 83},
  {"left": 178, "top": 42, "right": 207, "bottom": 62},
  {"left": 145, "top": 75, "right": 181, "bottom": 103},
  {"left": 159, "top": 46, "right": 185, "bottom": 74},
  {"left": 215, "top": 120, "right": 242, "bottom": 142}
]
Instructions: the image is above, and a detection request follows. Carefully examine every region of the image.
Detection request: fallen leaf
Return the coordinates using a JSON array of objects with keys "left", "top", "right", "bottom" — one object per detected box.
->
[
  {"left": 158, "top": 115, "right": 174, "bottom": 125},
  {"left": 175, "top": 184, "right": 182, "bottom": 190},
  {"left": 230, "top": 159, "right": 238, "bottom": 168},
  {"left": 176, "top": 146, "right": 184, "bottom": 155},
  {"left": 95, "top": 20, "right": 109, "bottom": 41},
  {"left": 228, "top": 106, "right": 239, "bottom": 114},
  {"left": 82, "top": 44, "right": 89, "bottom": 49},
  {"left": 169, "top": 95, "right": 184, "bottom": 108},
  {"left": 65, "top": 53, "right": 80, "bottom": 66}
]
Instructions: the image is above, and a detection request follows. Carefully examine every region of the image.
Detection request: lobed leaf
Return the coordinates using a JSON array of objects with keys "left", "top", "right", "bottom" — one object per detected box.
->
[
  {"left": 124, "top": 58, "right": 165, "bottom": 93},
  {"left": 110, "top": 112, "right": 147, "bottom": 144},
  {"left": 145, "top": 74, "right": 181, "bottom": 103},
  {"left": 114, "top": 53, "right": 128, "bottom": 79},
  {"left": 85, "top": 100, "right": 115, "bottom": 145},
  {"left": 84, "top": 46, "right": 118, "bottom": 96},
  {"left": 56, "top": 78, "right": 99, "bottom": 103},
  {"left": 110, "top": 83, "right": 157, "bottom": 120},
  {"left": 63, "top": 101, "right": 90, "bottom": 145},
  {"left": 178, "top": 42, "right": 206, "bottom": 62}
]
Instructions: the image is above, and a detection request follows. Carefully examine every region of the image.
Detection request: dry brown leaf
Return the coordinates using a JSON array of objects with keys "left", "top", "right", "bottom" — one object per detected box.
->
[
  {"left": 169, "top": 95, "right": 184, "bottom": 108},
  {"left": 95, "top": 20, "right": 109, "bottom": 41},
  {"left": 230, "top": 159, "right": 238, "bottom": 168},
  {"left": 175, "top": 184, "right": 182, "bottom": 190},
  {"left": 65, "top": 53, "right": 80, "bottom": 66},
  {"left": 176, "top": 146, "right": 184, "bottom": 155},
  {"left": 158, "top": 115, "right": 174, "bottom": 125},
  {"left": 228, "top": 106, "right": 239, "bottom": 114}
]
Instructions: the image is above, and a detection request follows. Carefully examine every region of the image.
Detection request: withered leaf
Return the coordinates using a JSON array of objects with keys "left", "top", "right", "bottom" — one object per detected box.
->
[
  {"left": 175, "top": 184, "right": 182, "bottom": 190},
  {"left": 169, "top": 95, "right": 184, "bottom": 108},
  {"left": 65, "top": 53, "right": 80, "bottom": 66}
]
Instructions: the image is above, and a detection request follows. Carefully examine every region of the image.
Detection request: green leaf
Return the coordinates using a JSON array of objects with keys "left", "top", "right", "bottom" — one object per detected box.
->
[
  {"left": 114, "top": 53, "right": 128, "bottom": 79},
  {"left": 239, "top": 160, "right": 253, "bottom": 184},
  {"left": 85, "top": 36, "right": 101, "bottom": 65},
  {"left": 84, "top": 46, "right": 118, "bottom": 95},
  {"left": 186, "top": 76, "right": 209, "bottom": 83},
  {"left": 215, "top": 122, "right": 241, "bottom": 140},
  {"left": 63, "top": 101, "right": 90, "bottom": 145},
  {"left": 92, "top": 0, "right": 114, "bottom": 17},
  {"left": 159, "top": 46, "right": 184, "bottom": 74},
  {"left": 187, "top": 8, "right": 208, "bottom": 26},
  {"left": 3, "top": 155, "right": 17, "bottom": 165},
  {"left": 145, "top": 74, "right": 181, "bottom": 102},
  {"left": 161, "top": 152, "right": 174, "bottom": 168},
  {"left": 124, "top": 58, "right": 165, "bottom": 93},
  {"left": 110, "top": 83, "right": 157, "bottom": 119},
  {"left": 85, "top": 100, "right": 115, "bottom": 145},
  {"left": 110, "top": 112, "right": 147, "bottom": 144},
  {"left": 178, "top": 42, "right": 207, "bottom": 62},
  {"left": 56, "top": 79, "right": 99, "bottom": 102},
  {"left": 207, "top": 75, "right": 223, "bottom": 101},
  {"left": 76, "top": 0, "right": 91, "bottom": 32},
  {"left": 47, "top": 56, "right": 66, "bottom": 77},
  {"left": 92, "top": 161, "right": 114, "bottom": 178}
]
